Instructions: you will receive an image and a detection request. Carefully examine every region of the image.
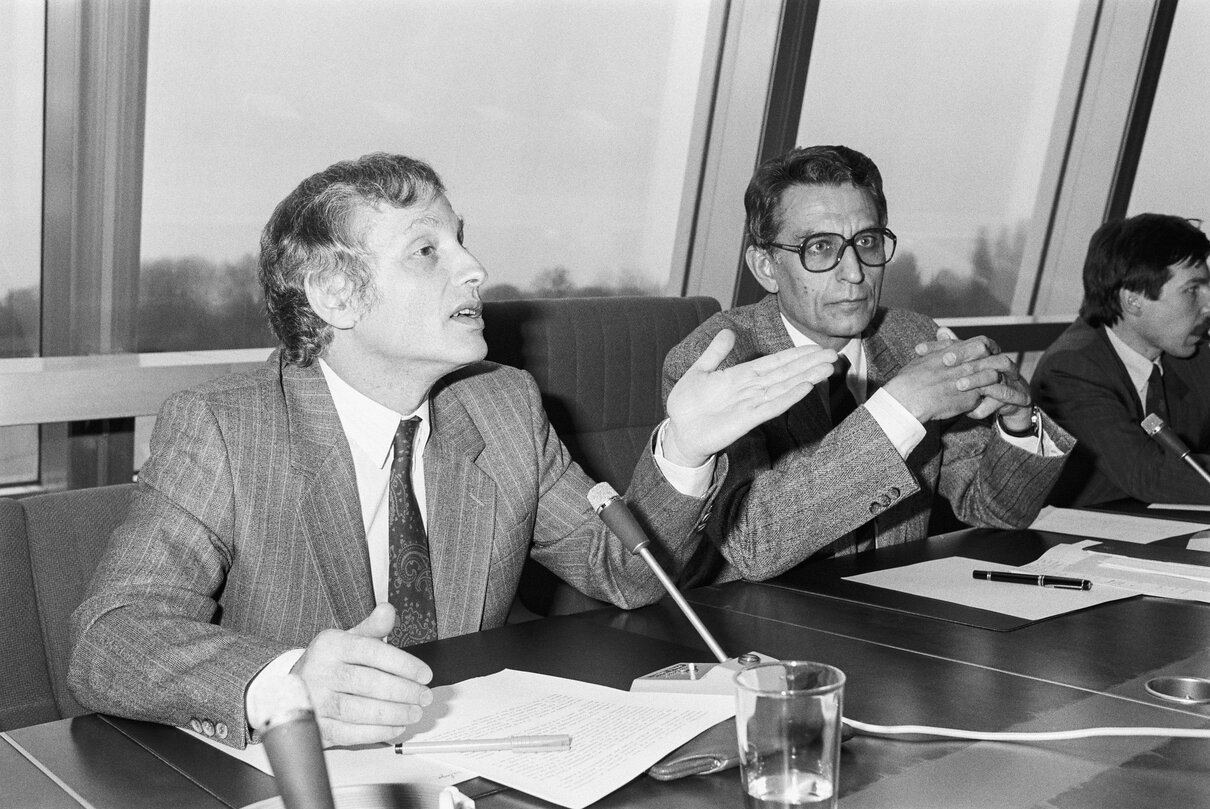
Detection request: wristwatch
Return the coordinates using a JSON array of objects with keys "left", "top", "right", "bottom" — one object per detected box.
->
[{"left": 998, "top": 405, "right": 1041, "bottom": 438}]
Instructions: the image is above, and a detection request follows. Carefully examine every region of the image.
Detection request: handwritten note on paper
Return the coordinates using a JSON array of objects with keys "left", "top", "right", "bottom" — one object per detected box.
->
[
  {"left": 1028, "top": 506, "right": 1210, "bottom": 543},
  {"left": 1020, "top": 543, "right": 1210, "bottom": 604},
  {"left": 844, "top": 556, "right": 1136, "bottom": 620},
  {"left": 401, "top": 669, "right": 735, "bottom": 809}
]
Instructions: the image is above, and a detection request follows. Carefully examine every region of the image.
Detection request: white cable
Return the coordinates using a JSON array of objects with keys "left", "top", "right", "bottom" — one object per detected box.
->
[{"left": 843, "top": 717, "right": 1210, "bottom": 742}]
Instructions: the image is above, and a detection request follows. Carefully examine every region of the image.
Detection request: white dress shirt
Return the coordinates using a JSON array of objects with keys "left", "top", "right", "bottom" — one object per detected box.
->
[{"left": 1106, "top": 325, "right": 1163, "bottom": 412}]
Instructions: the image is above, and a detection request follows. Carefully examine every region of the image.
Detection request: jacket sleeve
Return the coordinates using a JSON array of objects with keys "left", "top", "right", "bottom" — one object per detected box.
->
[{"left": 68, "top": 391, "right": 287, "bottom": 749}]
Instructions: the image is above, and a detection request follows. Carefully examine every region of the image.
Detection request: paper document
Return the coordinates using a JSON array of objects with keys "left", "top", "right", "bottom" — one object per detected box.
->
[
  {"left": 1149, "top": 503, "right": 1210, "bottom": 512},
  {"left": 845, "top": 556, "right": 1136, "bottom": 620},
  {"left": 1028, "top": 505, "right": 1209, "bottom": 543},
  {"left": 1020, "top": 543, "right": 1210, "bottom": 604},
  {"left": 401, "top": 669, "right": 734, "bottom": 809}
]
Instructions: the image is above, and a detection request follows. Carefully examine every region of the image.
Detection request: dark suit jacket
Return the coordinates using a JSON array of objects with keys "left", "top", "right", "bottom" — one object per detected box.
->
[
  {"left": 1032, "top": 317, "right": 1210, "bottom": 506},
  {"left": 69, "top": 353, "right": 718, "bottom": 747},
  {"left": 663, "top": 295, "right": 1072, "bottom": 581}
]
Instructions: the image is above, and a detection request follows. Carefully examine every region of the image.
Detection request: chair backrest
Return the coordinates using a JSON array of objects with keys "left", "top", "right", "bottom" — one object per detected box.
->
[
  {"left": 483, "top": 295, "right": 721, "bottom": 614},
  {"left": 0, "top": 496, "right": 57, "bottom": 730},
  {"left": 483, "top": 295, "right": 722, "bottom": 490},
  {"left": 21, "top": 483, "right": 136, "bottom": 720}
]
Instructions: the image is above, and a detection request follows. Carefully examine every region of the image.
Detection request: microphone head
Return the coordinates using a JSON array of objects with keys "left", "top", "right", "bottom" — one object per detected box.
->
[
  {"left": 1141, "top": 413, "right": 1167, "bottom": 436},
  {"left": 587, "top": 481, "right": 621, "bottom": 514}
]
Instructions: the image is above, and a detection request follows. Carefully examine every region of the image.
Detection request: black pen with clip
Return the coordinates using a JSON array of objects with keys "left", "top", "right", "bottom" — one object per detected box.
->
[{"left": 972, "top": 570, "right": 1092, "bottom": 590}]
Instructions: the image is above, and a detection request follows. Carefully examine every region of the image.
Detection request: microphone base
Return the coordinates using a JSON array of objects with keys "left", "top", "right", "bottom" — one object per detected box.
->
[{"left": 629, "top": 652, "right": 777, "bottom": 695}]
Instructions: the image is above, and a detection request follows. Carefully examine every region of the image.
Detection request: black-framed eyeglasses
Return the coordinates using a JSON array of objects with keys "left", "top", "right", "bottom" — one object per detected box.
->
[{"left": 766, "top": 227, "right": 898, "bottom": 273}]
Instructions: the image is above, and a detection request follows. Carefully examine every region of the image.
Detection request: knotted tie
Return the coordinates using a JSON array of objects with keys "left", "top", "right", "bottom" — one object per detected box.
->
[
  {"left": 1145, "top": 363, "right": 1169, "bottom": 423},
  {"left": 828, "top": 356, "right": 858, "bottom": 425},
  {"left": 826, "top": 355, "right": 875, "bottom": 553},
  {"left": 387, "top": 417, "right": 437, "bottom": 647}
]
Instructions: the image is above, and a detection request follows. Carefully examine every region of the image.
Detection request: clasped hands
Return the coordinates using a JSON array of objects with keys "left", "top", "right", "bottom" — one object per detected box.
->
[{"left": 886, "top": 327, "right": 1033, "bottom": 430}]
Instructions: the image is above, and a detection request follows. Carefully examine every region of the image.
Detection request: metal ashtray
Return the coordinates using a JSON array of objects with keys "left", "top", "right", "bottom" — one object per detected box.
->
[{"left": 1144, "top": 676, "right": 1210, "bottom": 704}]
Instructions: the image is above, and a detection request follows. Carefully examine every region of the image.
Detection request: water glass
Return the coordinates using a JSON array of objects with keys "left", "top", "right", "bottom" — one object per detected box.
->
[{"left": 734, "top": 661, "right": 845, "bottom": 809}]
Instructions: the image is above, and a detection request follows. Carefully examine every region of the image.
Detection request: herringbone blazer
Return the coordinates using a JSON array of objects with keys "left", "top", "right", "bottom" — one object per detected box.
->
[
  {"left": 1032, "top": 318, "right": 1210, "bottom": 505},
  {"left": 69, "top": 353, "right": 714, "bottom": 747},
  {"left": 663, "top": 295, "right": 1072, "bottom": 581}
]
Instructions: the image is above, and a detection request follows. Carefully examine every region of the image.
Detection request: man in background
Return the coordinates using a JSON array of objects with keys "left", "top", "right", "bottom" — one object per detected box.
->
[
  {"left": 664, "top": 145, "right": 1072, "bottom": 582},
  {"left": 1032, "top": 213, "right": 1210, "bottom": 506},
  {"left": 69, "top": 153, "right": 837, "bottom": 748}
]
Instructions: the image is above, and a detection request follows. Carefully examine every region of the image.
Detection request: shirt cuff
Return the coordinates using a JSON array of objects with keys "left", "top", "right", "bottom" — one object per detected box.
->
[
  {"left": 866, "top": 388, "right": 927, "bottom": 459},
  {"left": 653, "top": 419, "right": 715, "bottom": 497},
  {"left": 997, "top": 418, "right": 1064, "bottom": 456},
  {"left": 245, "top": 648, "right": 307, "bottom": 734}
]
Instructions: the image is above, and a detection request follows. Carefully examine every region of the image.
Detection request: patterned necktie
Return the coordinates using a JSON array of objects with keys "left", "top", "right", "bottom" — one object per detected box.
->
[
  {"left": 1145, "top": 363, "right": 1169, "bottom": 423},
  {"left": 387, "top": 417, "right": 437, "bottom": 647},
  {"left": 828, "top": 356, "right": 858, "bottom": 425}
]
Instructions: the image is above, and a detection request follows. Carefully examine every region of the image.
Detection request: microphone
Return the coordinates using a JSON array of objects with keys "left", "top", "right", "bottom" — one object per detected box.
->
[
  {"left": 259, "top": 675, "right": 336, "bottom": 809},
  {"left": 1141, "top": 413, "right": 1210, "bottom": 488},
  {"left": 588, "top": 482, "right": 728, "bottom": 663}
]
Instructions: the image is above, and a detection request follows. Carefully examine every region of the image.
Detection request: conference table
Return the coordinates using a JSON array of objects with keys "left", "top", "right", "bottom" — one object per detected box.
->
[{"left": 5, "top": 522, "right": 1210, "bottom": 809}]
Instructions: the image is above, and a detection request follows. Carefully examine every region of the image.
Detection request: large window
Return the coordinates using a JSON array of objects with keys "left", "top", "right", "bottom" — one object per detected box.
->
[
  {"left": 795, "top": 0, "right": 1081, "bottom": 319},
  {"left": 0, "top": 0, "right": 44, "bottom": 484},
  {"left": 137, "top": 0, "right": 717, "bottom": 353},
  {"left": 1126, "top": 0, "right": 1210, "bottom": 221}
]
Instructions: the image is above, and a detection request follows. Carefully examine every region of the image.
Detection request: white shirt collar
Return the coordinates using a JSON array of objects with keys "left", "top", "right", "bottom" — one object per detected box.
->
[
  {"left": 780, "top": 314, "right": 864, "bottom": 372},
  {"left": 1105, "top": 325, "right": 1161, "bottom": 395},
  {"left": 317, "top": 358, "right": 429, "bottom": 470}
]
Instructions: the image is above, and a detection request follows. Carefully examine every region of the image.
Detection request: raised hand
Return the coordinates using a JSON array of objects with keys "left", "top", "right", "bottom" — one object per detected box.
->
[
  {"left": 291, "top": 603, "right": 434, "bottom": 747},
  {"left": 664, "top": 328, "right": 837, "bottom": 466}
]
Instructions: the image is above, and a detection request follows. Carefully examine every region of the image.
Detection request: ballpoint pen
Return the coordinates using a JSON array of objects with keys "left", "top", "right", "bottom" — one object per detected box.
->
[
  {"left": 972, "top": 570, "right": 1092, "bottom": 590},
  {"left": 394, "top": 734, "right": 572, "bottom": 755}
]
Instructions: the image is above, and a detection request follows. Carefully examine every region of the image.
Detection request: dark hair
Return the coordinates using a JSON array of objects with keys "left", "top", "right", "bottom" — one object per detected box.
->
[
  {"left": 259, "top": 152, "right": 445, "bottom": 366},
  {"left": 744, "top": 145, "right": 888, "bottom": 248},
  {"left": 1079, "top": 213, "right": 1210, "bottom": 328}
]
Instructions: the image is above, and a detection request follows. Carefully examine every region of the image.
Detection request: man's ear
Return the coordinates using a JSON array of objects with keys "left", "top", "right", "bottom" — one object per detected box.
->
[
  {"left": 746, "top": 245, "right": 780, "bottom": 294},
  {"left": 305, "top": 272, "right": 360, "bottom": 330},
  {"left": 1119, "top": 288, "right": 1143, "bottom": 317}
]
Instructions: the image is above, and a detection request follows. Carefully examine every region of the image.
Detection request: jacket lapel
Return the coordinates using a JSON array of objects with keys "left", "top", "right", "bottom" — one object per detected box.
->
[
  {"left": 752, "top": 296, "right": 831, "bottom": 442},
  {"left": 1092, "top": 325, "right": 1145, "bottom": 422},
  {"left": 281, "top": 357, "right": 374, "bottom": 629},
  {"left": 424, "top": 382, "right": 495, "bottom": 638}
]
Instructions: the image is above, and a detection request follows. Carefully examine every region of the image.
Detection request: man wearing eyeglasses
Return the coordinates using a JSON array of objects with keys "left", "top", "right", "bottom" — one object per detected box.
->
[{"left": 663, "top": 145, "right": 1073, "bottom": 582}]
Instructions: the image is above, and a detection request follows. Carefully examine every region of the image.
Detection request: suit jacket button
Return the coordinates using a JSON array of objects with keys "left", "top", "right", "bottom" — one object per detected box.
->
[
  {"left": 888, "top": 487, "right": 900, "bottom": 499},
  {"left": 216, "top": 722, "right": 229, "bottom": 739},
  {"left": 189, "top": 718, "right": 203, "bottom": 734},
  {"left": 202, "top": 720, "right": 215, "bottom": 737},
  {"left": 869, "top": 502, "right": 883, "bottom": 515}
]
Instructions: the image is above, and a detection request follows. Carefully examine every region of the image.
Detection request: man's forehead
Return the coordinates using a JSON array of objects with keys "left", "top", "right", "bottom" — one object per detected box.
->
[
  {"left": 356, "top": 193, "right": 458, "bottom": 236},
  {"left": 774, "top": 183, "right": 878, "bottom": 229}
]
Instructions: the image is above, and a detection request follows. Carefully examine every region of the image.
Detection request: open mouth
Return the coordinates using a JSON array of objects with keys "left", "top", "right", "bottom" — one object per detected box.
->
[{"left": 451, "top": 303, "right": 483, "bottom": 324}]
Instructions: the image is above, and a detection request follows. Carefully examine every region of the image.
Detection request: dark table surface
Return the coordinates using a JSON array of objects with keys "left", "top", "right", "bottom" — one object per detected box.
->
[{"left": 6, "top": 527, "right": 1210, "bottom": 809}]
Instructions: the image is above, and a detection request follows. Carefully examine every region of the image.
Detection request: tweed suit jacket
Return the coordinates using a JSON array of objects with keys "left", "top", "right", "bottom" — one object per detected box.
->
[
  {"left": 1032, "top": 317, "right": 1210, "bottom": 506},
  {"left": 662, "top": 295, "right": 1073, "bottom": 581},
  {"left": 69, "top": 352, "right": 716, "bottom": 748}
]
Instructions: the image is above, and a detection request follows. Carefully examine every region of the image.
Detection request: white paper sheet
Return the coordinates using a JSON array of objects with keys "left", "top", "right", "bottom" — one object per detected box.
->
[
  {"left": 1028, "top": 505, "right": 1210, "bottom": 543},
  {"left": 399, "top": 669, "right": 735, "bottom": 809},
  {"left": 1149, "top": 503, "right": 1210, "bottom": 512},
  {"left": 1020, "top": 543, "right": 1210, "bottom": 603},
  {"left": 192, "top": 669, "right": 734, "bottom": 809},
  {"left": 844, "top": 556, "right": 1137, "bottom": 620}
]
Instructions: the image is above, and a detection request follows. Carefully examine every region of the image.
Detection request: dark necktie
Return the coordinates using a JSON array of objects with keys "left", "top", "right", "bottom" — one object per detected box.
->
[
  {"left": 1145, "top": 363, "right": 1169, "bottom": 423},
  {"left": 387, "top": 417, "right": 437, "bottom": 647},
  {"left": 828, "top": 356, "right": 858, "bottom": 425}
]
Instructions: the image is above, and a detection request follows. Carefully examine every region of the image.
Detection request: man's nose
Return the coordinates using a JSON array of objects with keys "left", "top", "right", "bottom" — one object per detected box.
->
[
  {"left": 835, "top": 246, "right": 865, "bottom": 284},
  {"left": 458, "top": 247, "right": 488, "bottom": 287}
]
